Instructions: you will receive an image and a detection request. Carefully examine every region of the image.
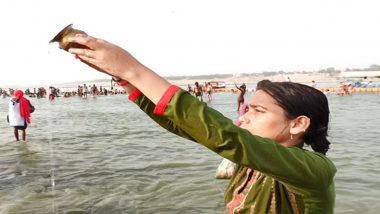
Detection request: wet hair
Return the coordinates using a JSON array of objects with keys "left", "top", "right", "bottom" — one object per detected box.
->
[{"left": 256, "top": 80, "right": 331, "bottom": 155}]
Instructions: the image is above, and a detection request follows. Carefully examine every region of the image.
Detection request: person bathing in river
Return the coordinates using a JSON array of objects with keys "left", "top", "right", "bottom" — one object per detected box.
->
[
  {"left": 234, "top": 83, "right": 246, "bottom": 112},
  {"left": 193, "top": 81, "right": 203, "bottom": 101},
  {"left": 206, "top": 82, "right": 213, "bottom": 101},
  {"left": 67, "top": 33, "right": 336, "bottom": 213},
  {"left": 8, "top": 90, "right": 33, "bottom": 141}
]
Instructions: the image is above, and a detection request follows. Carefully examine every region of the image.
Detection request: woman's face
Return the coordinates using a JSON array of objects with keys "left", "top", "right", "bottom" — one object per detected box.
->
[{"left": 238, "top": 90, "right": 292, "bottom": 145}]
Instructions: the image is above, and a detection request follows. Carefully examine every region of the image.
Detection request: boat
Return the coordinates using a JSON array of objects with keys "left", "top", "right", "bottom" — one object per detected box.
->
[{"left": 209, "top": 81, "right": 226, "bottom": 88}]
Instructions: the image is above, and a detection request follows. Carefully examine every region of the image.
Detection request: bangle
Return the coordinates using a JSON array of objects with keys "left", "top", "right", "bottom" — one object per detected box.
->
[
  {"left": 112, "top": 77, "right": 122, "bottom": 82},
  {"left": 117, "top": 80, "right": 129, "bottom": 86},
  {"left": 112, "top": 77, "right": 129, "bottom": 86}
]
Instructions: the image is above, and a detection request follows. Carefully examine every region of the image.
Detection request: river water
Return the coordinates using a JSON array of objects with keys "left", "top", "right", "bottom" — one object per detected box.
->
[{"left": 0, "top": 91, "right": 379, "bottom": 213}]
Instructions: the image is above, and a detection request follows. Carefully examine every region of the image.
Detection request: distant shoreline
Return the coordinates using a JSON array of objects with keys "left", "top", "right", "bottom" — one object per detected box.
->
[
  {"left": 56, "top": 72, "right": 341, "bottom": 88},
  {"left": 2, "top": 72, "right": 375, "bottom": 90}
]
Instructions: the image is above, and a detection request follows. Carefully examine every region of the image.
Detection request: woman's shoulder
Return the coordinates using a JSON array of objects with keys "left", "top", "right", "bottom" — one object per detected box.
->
[
  {"left": 299, "top": 148, "right": 336, "bottom": 168},
  {"left": 302, "top": 149, "right": 337, "bottom": 183}
]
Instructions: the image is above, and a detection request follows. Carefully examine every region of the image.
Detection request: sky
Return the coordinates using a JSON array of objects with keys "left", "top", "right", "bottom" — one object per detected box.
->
[{"left": 1, "top": 0, "right": 380, "bottom": 87}]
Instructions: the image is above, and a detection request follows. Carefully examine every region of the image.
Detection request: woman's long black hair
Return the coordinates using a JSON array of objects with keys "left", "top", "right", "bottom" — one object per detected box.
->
[{"left": 256, "top": 80, "right": 331, "bottom": 155}]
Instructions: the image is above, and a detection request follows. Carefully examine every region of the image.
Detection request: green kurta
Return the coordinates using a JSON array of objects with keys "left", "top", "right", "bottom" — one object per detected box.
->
[{"left": 131, "top": 88, "right": 336, "bottom": 214}]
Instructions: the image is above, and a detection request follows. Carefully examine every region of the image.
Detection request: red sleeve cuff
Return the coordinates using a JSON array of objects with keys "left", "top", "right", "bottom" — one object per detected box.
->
[
  {"left": 128, "top": 88, "right": 142, "bottom": 101},
  {"left": 153, "top": 85, "right": 180, "bottom": 115}
]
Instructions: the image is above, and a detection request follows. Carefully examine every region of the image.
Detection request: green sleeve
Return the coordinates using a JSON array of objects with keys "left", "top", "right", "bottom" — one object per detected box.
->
[
  {"left": 133, "top": 93, "right": 196, "bottom": 142},
  {"left": 162, "top": 89, "right": 336, "bottom": 190}
]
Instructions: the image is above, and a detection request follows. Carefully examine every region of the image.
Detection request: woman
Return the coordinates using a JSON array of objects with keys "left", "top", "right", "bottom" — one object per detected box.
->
[
  {"left": 67, "top": 34, "right": 336, "bottom": 213},
  {"left": 8, "top": 90, "right": 33, "bottom": 141}
]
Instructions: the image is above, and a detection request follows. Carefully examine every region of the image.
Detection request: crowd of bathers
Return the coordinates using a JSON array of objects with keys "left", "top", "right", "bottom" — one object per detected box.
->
[
  {"left": 186, "top": 81, "right": 215, "bottom": 102},
  {"left": 0, "top": 83, "right": 127, "bottom": 100}
]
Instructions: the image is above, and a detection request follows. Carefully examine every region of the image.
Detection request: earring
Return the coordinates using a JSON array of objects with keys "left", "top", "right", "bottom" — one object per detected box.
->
[{"left": 290, "top": 134, "right": 293, "bottom": 140}]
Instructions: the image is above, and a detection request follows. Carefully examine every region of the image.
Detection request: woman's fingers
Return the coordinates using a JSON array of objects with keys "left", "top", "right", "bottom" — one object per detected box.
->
[
  {"left": 76, "top": 54, "right": 93, "bottom": 63},
  {"left": 71, "top": 49, "right": 97, "bottom": 68},
  {"left": 68, "top": 34, "right": 96, "bottom": 50},
  {"left": 69, "top": 48, "right": 95, "bottom": 59},
  {"left": 78, "top": 58, "right": 111, "bottom": 75}
]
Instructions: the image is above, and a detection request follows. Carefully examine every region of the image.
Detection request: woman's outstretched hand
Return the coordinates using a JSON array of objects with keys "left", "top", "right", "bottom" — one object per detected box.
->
[
  {"left": 68, "top": 34, "right": 141, "bottom": 80},
  {"left": 68, "top": 34, "right": 171, "bottom": 104}
]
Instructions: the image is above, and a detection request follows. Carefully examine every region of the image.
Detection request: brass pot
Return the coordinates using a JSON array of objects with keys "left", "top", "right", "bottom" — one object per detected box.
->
[{"left": 49, "top": 24, "right": 88, "bottom": 51}]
